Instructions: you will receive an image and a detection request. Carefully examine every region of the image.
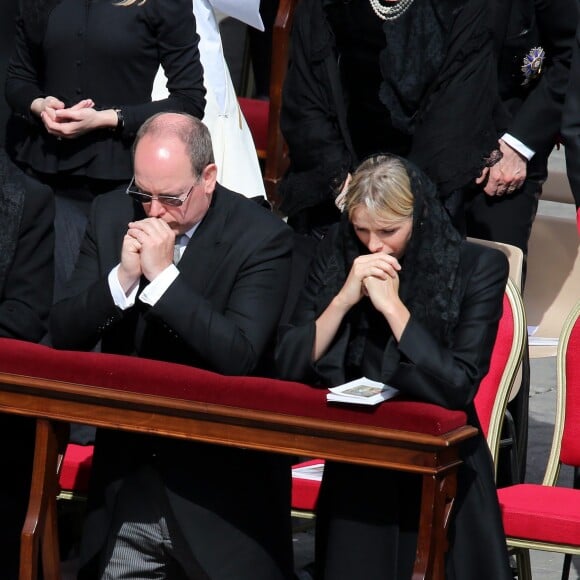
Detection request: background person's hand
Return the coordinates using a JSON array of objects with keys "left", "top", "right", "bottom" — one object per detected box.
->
[
  {"left": 334, "top": 173, "right": 352, "bottom": 211},
  {"left": 35, "top": 98, "right": 96, "bottom": 138},
  {"left": 477, "top": 139, "right": 527, "bottom": 196},
  {"left": 30, "top": 95, "right": 66, "bottom": 119},
  {"left": 50, "top": 106, "right": 116, "bottom": 139}
]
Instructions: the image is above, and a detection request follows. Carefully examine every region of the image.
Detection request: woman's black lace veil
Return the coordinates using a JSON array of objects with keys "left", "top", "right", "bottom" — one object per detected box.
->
[{"left": 335, "top": 153, "right": 463, "bottom": 370}]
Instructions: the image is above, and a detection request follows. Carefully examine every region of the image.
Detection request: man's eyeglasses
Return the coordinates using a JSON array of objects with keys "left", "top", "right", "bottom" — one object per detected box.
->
[{"left": 126, "top": 177, "right": 195, "bottom": 207}]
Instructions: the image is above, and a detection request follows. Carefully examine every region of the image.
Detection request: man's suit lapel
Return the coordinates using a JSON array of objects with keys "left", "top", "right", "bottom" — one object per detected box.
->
[{"left": 177, "top": 187, "right": 233, "bottom": 294}]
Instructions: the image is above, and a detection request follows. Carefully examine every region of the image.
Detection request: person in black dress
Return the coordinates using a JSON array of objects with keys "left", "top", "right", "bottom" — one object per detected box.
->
[
  {"left": 5, "top": 0, "right": 205, "bottom": 300},
  {"left": 276, "top": 154, "right": 512, "bottom": 579}
]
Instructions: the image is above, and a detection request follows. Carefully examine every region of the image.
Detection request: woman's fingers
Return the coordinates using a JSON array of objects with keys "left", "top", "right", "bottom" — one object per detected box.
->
[{"left": 352, "top": 254, "right": 400, "bottom": 280}]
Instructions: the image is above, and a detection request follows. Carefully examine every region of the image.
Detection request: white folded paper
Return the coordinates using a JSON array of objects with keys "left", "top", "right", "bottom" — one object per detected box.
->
[{"left": 327, "top": 377, "right": 399, "bottom": 406}]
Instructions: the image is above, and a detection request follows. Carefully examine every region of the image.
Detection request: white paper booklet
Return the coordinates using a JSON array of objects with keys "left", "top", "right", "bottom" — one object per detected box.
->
[
  {"left": 292, "top": 462, "right": 325, "bottom": 481},
  {"left": 327, "top": 377, "right": 399, "bottom": 406}
]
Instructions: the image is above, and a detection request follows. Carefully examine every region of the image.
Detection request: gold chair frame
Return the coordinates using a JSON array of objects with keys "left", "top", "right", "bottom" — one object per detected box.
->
[{"left": 486, "top": 277, "right": 527, "bottom": 476}]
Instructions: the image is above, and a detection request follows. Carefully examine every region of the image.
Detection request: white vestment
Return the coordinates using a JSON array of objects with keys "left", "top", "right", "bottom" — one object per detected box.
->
[{"left": 152, "top": 0, "right": 266, "bottom": 199}]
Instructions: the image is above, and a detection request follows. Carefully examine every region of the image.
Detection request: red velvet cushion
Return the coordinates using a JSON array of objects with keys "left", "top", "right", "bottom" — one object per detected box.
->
[
  {"left": 58, "top": 443, "right": 93, "bottom": 493},
  {"left": 561, "top": 317, "right": 580, "bottom": 466},
  {"left": 0, "top": 339, "right": 466, "bottom": 436},
  {"left": 292, "top": 459, "right": 324, "bottom": 511},
  {"left": 238, "top": 97, "right": 269, "bottom": 152},
  {"left": 498, "top": 484, "right": 580, "bottom": 545},
  {"left": 474, "top": 294, "right": 512, "bottom": 438}
]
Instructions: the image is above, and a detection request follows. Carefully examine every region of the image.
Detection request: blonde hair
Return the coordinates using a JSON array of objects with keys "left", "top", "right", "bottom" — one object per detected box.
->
[{"left": 344, "top": 155, "right": 414, "bottom": 224}]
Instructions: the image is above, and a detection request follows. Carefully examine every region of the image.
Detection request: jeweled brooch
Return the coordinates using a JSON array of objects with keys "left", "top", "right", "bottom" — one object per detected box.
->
[{"left": 521, "top": 46, "right": 545, "bottom": 86}]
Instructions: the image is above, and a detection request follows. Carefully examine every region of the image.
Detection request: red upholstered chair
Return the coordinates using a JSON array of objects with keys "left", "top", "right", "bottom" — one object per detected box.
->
[
  {"left": 291, "top": 459, "right": 323, "bottom": 518},
  {"left": 238, "top": 0, "right": 298, "bottom": 208},
  {"left": 238, "top": 97, "right": 269, "bottom": 160},
  {"left": 291, "top": 277, "right": 527, "bottom": 516},
  {"left": 57, "top": 444, "right": 93, "bottom": 501},
  {"left": 497, "top": 299, "right": 580, "bottom": 580},
  {"left": 474, "top": 278, "right": 527, "bottom": 476}
]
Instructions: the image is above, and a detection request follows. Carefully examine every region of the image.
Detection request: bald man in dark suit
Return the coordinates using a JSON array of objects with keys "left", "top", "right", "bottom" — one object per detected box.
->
[{"left": 51, "top": 112, "right": 294, "bottom": 580}]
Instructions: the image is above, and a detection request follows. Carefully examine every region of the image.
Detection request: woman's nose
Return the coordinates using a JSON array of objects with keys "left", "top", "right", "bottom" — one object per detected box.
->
[{"left": 368, "top": 233, "right": 383, "bottom": 253}]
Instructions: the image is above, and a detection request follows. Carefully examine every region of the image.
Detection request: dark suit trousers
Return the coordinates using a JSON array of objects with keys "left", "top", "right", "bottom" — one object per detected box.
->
[
  {"left": 30, "top": 172, "right": 127, "bottom": 304},
  {"left": 80, "top": 431, "right": 295, "bottom": 580},
  {"left": 464, "top": 178, "right": 542, "bottom": 258},
  {"left": 0, "top": 415, "right": 35, "bottom": 580}
]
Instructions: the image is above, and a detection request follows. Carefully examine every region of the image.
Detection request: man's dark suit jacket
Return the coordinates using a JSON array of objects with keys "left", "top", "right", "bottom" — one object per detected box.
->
[
  {"left": 493, "top": 0, "right": 575, "bottom": 180},
  {"left": 466, "top": 0, "right": 575, "bottom": 254},
  {"left": 50, "top": 185, "right": 295, "bottom": 579}
]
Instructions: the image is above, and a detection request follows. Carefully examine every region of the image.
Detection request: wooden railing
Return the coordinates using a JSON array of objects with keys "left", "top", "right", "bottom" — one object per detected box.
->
[{"left": 0, "top": 338, "right": 476, "bottom": 580}]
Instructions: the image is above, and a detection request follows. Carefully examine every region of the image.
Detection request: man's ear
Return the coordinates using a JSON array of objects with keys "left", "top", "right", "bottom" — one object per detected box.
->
[{"left": 202, "top": 163, "right": 218, "bottom": 194}]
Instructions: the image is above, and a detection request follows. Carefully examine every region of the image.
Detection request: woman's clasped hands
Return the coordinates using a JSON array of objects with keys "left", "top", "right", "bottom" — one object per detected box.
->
[
  {"left": 338, "top": 253, "right": 401, "bottom": 314},
  {"left": 32, "top": 96, "right": 118, "bottom": 139}
]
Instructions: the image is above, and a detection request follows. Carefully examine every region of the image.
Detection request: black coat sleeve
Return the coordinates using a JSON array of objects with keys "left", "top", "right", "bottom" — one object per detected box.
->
[
  {"left": 49, "top": 195, "right": 131, "bottom": 351},
  {"left": 388, "top": 248, "right": 508, "bottom": 410},
  {"left": 503, "top": 0, "right": 575, "bottom": 159},
  {"left": 4, "top": 14, "right": 43, "bottom": 123},
  {"left": 120, "top": 0, "right": 206, "bottom": 133},
  {"left": 276, "top": 228, "right": 353, "bottom": 386},
  {"left": 278, "top": 0, "right": 354, "bottom": 215},
  {"left": 275, "top": 236, "right": 334, "bottom": 383},
  {"left": 277, "top": 240, "right": 509, "bottom": 413},
  {"left": 0, "top": 173, "right": 54, "bottom": 341}
]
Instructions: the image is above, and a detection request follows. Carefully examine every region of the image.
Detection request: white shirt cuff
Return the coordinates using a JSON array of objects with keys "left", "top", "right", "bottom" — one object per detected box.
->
[
  {"left": 108, "top": 265, "right": 138, "bottom": 310},
  {"left": 501, "top": 133, "right": 535, "bottom": 161},
  {"left": 139, "top": 264, "right": 180, "bottom": 306}
]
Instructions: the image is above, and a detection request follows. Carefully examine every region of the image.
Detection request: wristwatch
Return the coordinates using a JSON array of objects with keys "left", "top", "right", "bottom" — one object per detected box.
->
[{"left": 114, "top": 108, "right": 124, "bottom": 134}]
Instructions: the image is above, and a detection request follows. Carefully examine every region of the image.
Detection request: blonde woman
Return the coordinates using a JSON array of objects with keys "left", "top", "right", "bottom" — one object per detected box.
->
[{"left": 277, "top": 154, "right": 512, "bottom": 579}]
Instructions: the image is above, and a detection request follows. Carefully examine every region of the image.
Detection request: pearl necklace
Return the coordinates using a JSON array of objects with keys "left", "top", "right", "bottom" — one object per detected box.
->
[{"left": 368, "top": 0, "right": 415, "bottom": 21}]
